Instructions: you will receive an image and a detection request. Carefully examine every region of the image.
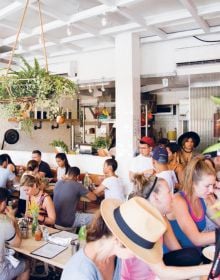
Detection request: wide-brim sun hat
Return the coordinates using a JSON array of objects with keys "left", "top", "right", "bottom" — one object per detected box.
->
[
  {"left": 178, "top": 131, "right": 200, "bottom": 148},
  {"left": 101, "top": 197, "right": 167, "bottom": 264}
]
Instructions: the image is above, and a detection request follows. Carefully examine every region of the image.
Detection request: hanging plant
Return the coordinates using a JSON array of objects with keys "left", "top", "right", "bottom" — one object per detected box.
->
[{"left": 0, "top": 56, "right": 77, "bottom": 129}]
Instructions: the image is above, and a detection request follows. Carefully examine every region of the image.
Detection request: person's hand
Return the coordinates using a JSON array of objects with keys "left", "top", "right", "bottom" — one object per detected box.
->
[{"left": 5, "top": 206, "right": 16, "bottom": 221}]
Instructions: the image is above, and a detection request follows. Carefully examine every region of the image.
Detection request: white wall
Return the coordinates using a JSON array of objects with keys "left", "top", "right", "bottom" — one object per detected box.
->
[{"left": 42, "top": 35, "right": 220, "bottom": 80}]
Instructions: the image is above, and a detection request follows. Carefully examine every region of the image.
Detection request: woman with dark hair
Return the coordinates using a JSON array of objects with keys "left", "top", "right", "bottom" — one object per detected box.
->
[
  {"left": 20, "top": 174, "right": 55, "bottom": 226},
  {"left": 55, "top": 153, "right": 70, "bottom": 180},
  {"left": 1, "top": 153, "right": 17, "bottom": 176}
]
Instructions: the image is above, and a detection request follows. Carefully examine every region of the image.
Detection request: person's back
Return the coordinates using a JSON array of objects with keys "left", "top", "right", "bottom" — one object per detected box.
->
[
  {"left": 54, "top": 179, "right": 88, "bottom": 227},
  {"left": 102, "top": 176, "right": 125, "bottom": 201},
  {"left": 0, "top": 154, "right": 15, "bottom": 188}
]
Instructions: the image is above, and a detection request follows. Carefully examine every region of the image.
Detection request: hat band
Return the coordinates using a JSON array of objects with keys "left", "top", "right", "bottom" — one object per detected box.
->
[{"left": 113, "top": 207, "right": 155, "bottom": 249}]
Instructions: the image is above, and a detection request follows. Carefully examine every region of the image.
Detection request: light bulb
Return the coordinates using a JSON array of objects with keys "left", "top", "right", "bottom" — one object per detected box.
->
[
  {"left": 67, "top": 24, "right": 72, "bottom": 36},
  {"left": 101, "top": 83, "right": 105, "bottom": 92},
  {"left": 88, "top": 85, "right": 93, "bottom": 93},
  {"left": 101, "top": 16, "right": 107, "bottom": 27}
]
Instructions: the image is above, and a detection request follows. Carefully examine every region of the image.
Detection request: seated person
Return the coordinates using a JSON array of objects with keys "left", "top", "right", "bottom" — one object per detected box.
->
[
  {"left": 167, "top": 156, "right": 219, "bottom": 251},
  {"left": 20, "top": 175, "right": 56, "bottom": 226},
  {"left": 18, "top": 160, "right": 40, "bottom": 216},
  {"left": 0, "top": 154, "right": 15, "bottom": 188},
  {"left": 0, "top": 188, "right": 29, "bottom": 280},
  {"left": 94, "top": 158, "right": 125, "bottom": 201},
  {"left": 55, "top": 153, "right": 70, "bottom": 181},
  {"left": 32, "top": 150, "right": 53, "bottom": 180},
  {"left": 53, "top": 167, "right": 96, "bottom": 228}
]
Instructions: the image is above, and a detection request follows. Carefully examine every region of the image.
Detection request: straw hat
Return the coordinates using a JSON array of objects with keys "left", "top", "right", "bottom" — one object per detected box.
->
[{"left": 101, "top": 197, "right": 167, "bottom": 264}]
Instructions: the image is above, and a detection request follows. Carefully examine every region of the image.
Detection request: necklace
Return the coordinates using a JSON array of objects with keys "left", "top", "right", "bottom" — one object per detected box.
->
[{"left": 33, "top": 189, "right": 41, "bottom": 197}]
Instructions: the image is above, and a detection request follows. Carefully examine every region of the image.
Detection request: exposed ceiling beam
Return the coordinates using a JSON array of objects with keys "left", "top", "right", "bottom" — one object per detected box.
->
[
  {"left": 98, "top": 0, "right": 117, "bottom": 7},
  {"left": 179, "top": 0, "right": 210, "bottom": 33},
  {"left": 29, "top": 2, "right": 70, "bottom": 22},
  {"left": 0, "top": 1, "right": 22, "bottom": 20},
  {"left": 72, "top": 22, "right": 99, "bottom": 36},
  {"left": 118, "top": 7, "right": 167, "bottom": 38}
]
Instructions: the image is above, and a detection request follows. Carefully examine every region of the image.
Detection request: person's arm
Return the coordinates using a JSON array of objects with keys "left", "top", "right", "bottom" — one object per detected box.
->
[
  {"left": 93, "top": 183, "right": 106, "bottom": 197},
  {"left": 5, "top": 206, "right": 21, "bottom": 247},
  {"left": 172, "top": 194, "right": 215, "bottom": 246},
  {"left": 85, "top": 191, "right": 97, "bottom": 201},
  {"left": 206, "top": 195, "right": 220, "bottom": 226},
  {"left": 40, "top": 195, "right": 56, "bottom": 225},
  {"left": 149, "top": 260, "right": 211, "bottom": 280},
  {"left": 163, "top": 217, "right": 181, "bottom": 251}
]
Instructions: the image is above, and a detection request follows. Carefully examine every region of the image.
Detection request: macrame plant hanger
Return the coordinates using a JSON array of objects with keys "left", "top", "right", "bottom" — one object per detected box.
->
[{"left": 6, "top": 0, "right": 48, "bottom": 78}]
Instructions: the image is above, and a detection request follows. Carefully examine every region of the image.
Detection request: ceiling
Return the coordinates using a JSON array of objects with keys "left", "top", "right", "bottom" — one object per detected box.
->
[{"left": 0, "top": 0, "right": 220, "bottom": 64}]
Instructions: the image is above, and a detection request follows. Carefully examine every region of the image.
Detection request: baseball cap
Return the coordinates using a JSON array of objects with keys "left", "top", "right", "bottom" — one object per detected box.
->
[
  {"left": 152, "top": 146, "right": 168, "bottom": 163},
  {"left": 140, "top": 136, "right": 155, "bottom": 147}
]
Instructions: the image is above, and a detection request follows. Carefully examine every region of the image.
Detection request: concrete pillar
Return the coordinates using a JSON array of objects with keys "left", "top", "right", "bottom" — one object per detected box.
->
[{"left": 115, "top": 32, "right": 140, "bottom": 192}]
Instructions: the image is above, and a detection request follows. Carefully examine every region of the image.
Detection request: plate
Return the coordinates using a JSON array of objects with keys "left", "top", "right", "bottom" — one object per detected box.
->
[{"left": 202, "top": 245, "right": 215, "bottom": 261}]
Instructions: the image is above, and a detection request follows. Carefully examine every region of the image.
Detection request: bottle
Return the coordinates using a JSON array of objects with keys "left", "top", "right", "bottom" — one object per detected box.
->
[
  {"left": 158, "top": 128, "right": 163, "bottom": 139},
  {"left": 42, "top": 226, "right": 49, "bottom": 241},
  {"left": 8, "top": 201, "right": 13, "bottom": 209},
  {"left": 78, "top": 225, "right": 87, "bottom": 248},
  {"left": 83, "top": 172, "right": 91, "bottom": 189}
]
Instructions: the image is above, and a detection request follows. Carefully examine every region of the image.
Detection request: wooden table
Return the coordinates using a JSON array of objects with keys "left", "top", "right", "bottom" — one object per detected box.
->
[{"left": 9, "top": 227, "right": 72, "bottom": 269}]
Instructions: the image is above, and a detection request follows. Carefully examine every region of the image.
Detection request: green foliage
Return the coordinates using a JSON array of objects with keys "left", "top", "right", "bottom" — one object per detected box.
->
[
  {"left": 20, "top": 118, "right": 33, "bottom": 135},
  {"left": 0, "top": 56, "right": 76, "bottom": 124},
  {"left": 49, "top": 139, "right": 69, "bottom": 153},
  {"left": 92, "top": 136, "right": 110, "bottom": 149}
]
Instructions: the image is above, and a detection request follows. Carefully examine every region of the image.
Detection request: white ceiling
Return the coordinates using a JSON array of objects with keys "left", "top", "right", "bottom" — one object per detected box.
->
[{"left": 0, "top": 0, "right": 220, "bottom": 63}]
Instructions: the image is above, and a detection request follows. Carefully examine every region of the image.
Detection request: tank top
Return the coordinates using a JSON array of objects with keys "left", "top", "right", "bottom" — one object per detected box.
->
[
  {"left": 169, "top": 191, "right": 206, "bottom": 249},
  {"left": 29, "top": 193, "right": 49, "bottom": 224}
]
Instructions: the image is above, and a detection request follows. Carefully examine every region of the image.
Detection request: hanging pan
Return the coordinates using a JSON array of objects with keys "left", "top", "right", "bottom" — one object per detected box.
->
[{"left": 1, "top": 129, "right": 19, "bottom": 149}]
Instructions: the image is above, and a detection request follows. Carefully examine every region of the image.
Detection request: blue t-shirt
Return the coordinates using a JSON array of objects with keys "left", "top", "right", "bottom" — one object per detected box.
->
[
  {"left": 169, "top": 191, "right": 206, "bottom": 249},
  {"left": 61, "top": 248, "right": 121, "bottom": 280}
]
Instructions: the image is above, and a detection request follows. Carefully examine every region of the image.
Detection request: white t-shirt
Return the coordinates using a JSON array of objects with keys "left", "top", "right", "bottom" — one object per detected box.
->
[
  {"left": 0, "top": 215, "right": 15, "bottom": 263},
  {"left": 156, "top": 170, "right": 178, "bottom": 193},
  {"left": 57, "top": 167, "right": 66, "bottom": 180},
  {"left": 129, "top": 154, "right": 153, "bottom": 173},
  {"left": 0, "top": 167, "right": 15, "bottom": 188},
  {"left": 102, "top": 176, "right": 125, "bottom": 201}
]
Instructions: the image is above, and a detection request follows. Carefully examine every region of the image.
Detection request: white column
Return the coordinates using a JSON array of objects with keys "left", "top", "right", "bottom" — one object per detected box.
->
[{"left": 115, "top": 32, "right": 140, "bottom": 193}]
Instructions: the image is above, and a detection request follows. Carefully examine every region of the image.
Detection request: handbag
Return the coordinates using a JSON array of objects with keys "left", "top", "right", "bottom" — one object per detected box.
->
[{"left": 208, "top": 228, "right": 220, "bottom": 279}]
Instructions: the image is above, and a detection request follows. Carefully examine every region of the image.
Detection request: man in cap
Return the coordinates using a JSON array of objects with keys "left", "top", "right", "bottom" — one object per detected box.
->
[
  {"left": 152, "top": 146, "right": 178, "bottom": 193},
  {"left": 129, "top": 136, "right": 155, "bottom": 181}
]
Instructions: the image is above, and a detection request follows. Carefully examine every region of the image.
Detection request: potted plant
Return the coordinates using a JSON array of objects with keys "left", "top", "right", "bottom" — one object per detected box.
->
[
  {"left": 49, "top": 139, "right": 69, "bottom": 153},
  {"left": 0, "top": 56, "right": 77, "bottom": 133},
  {"left": 92, "top": 137, "right": 110, "bottom": 157}
]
